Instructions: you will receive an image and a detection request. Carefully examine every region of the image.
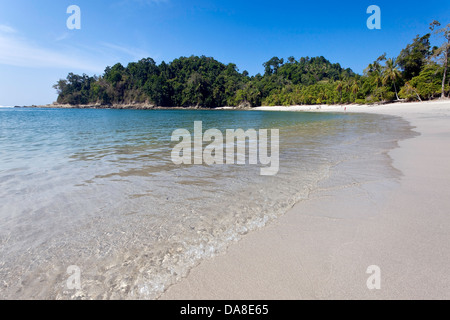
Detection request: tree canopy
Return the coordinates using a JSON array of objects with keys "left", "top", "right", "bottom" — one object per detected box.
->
[{"left": 54, "top": 22, "right": 449, "bottom": 107}]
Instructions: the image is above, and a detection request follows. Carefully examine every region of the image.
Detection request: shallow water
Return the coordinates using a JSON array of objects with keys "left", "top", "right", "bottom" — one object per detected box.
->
[{"left": 0, "top": 108, "right": 414, "bottom": 299}]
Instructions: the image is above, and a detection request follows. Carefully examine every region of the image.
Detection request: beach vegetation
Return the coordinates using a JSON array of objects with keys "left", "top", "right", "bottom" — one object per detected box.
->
[
  {"left": 54, "top": 22, "right": 450, "bottom": 107},
  {"left": 429, "top": 21, "right": 450, "bottom": 98}
]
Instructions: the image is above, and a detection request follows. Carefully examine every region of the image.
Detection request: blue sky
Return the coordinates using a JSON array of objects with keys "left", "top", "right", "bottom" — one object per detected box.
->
[{"left": 0, "top": 0, "right": 449, "bottom": 106}]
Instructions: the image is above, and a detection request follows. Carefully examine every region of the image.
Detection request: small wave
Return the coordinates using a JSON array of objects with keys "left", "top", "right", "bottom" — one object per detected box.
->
[{"left": 0, "top": 110, "right": 416, "bottom": 299}]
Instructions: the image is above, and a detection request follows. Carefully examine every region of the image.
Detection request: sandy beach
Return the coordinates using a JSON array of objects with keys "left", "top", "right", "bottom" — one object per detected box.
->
[{"left": 161, "top": 100, "right": 450, "bottom": 300}]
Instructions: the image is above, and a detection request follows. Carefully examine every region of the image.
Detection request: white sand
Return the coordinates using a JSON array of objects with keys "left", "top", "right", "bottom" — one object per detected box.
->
[{"left": 161, "top": 100, "right": 450, "bottom": 300}]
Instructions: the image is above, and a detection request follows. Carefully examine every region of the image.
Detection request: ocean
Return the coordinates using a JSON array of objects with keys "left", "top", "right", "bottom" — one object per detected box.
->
[{"left": 0, "top": 107, "right": 414, "bottom": 299}]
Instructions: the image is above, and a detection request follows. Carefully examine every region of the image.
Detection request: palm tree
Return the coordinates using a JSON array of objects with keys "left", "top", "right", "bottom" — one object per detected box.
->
[
  {"left": 336, "top": 81, "right": 343, "bottom": 102},
  {"left": 365, "top": 61, "right": 383, "bottom": 89},
  {"left": 351, "top": 79, "right": 359, "bottom": 94},
  {"left": 374, "top": 70, "right": 383, "bottom": 89},
  {"left": 383, "top": 58, "right": 402, "bottom": 100},
  {"left": 351, "top": 79, "right": 360, "bottom": 102}
]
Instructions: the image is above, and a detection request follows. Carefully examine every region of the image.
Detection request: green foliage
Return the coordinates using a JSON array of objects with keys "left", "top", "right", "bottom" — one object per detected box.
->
[
  {"left": 382, "top": 58, "right": 402, "bottom": 100},
  {"left": 53, "top": 73, "right": 97, "bottom": 105},
  {"left": 263, "top": 57, "right": 284, "bottom": 75},
  {"left": 276, "top": 56, "right": 353, "bottom": 85},
  {"left": 397, "top": 34, "right": 432, "bottom": 80},
  {"left": 54, "top": 26, "right": 449, "bottom": 107},
  {"left": 429, "top": 20, "right": 450, "bottom": 98},
  {"left": 408, "top": 64, "right": 448, "bottom": 99},
  {"left": 55, "top": 56, "right": 247, "bottom": 107},
  {"left": 399, "top": 82, "right": 422, "bottom": 102},
  {"left": 55, "top": 55, "right": 358, "bottom": 107},
  {"left": 365, "top": 86, "right": 396, "bottom": 103}
]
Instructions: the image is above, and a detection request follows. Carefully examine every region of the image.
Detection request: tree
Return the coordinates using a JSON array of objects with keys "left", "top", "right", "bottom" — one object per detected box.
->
[
  {"left": 345, "top": 78, "right": 360, "bottom": 102},
  {"left": 364, "top": 54, "right": 385, "bottom": 85},
  {"left": 263, "top": 57, "right": 284, "bottom": 75},
  {"left": 397, "top": 34, "right": 432, "bottom": 80},
  {"left": 182, "top": 72, "right": 209, "bottom": 107},
  {"left": 56, "top": 25, "right": 450, "bottom": 109},
  {"left": 430, "top": 20, "right": 450, "bottom": 98},
  {"left": 399, "top": 82, "right": 422, "bottom": 102},
  {"left": 336, "top": 81, "right": 343, "bottom": 102},
  {"left": 104, "top": 63, "right": 125, "bottom": 84},
  {"left": 351, "top": 79, "right": 360, "bottom": 95},
  {"left": 383, "top": 58, "right": 402, "bottom": 100},
  {"left": 409, "top": 64, "right": 446, "bottom": 99}
]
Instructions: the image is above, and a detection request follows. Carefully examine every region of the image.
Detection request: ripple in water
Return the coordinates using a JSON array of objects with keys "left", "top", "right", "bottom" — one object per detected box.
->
[{"left": 0, "top": 108, "right": 415, "bottom": 299}]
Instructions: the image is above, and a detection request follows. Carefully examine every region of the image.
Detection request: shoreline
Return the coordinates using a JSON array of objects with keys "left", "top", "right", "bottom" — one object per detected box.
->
[
  {"left": 160, "top": 100, "right": 450, "bottom": 299},
  {"left": 15, "top": 98, "right": 449, "bottom": 112},
  {"left": 252, "top": 98, "right": 450, "bottom": 114},
  {"left": 14, "top": 104, "right": 216, "bottom": 111}
]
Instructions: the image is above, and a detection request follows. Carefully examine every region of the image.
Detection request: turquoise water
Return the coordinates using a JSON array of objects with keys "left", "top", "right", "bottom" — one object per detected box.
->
[{"left": 0, "top": 108, "right": 412, "bottom": 299}]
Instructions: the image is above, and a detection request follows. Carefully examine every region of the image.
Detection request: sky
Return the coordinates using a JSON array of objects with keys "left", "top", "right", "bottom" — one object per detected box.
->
[{"left": 0, "top": 0, "right": 449, "bottom": 106}]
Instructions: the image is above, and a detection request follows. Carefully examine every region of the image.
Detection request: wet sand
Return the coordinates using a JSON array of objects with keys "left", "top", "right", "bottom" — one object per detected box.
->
[{"left": 161, "top": 100, "right": 450, "bottom": 299}]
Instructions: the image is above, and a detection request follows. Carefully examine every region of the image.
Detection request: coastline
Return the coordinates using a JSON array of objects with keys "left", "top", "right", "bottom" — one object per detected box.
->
[
  {"left": 160, "top": 99, "right": 450, "bottom": 299},
  {"left": 18, "top": 98, "right": 449, "bottom": 112},
  {"left": 15, "top": 104, "right": 215, "bottom": 110}
]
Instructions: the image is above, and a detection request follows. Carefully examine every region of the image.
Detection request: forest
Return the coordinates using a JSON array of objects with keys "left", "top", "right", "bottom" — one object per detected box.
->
[{"left": 54, "top": 21, "right": 450, "bottom": 108}]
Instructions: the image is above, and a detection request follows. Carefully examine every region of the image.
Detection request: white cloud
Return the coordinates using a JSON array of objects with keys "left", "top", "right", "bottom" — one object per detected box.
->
[
  {"left": 0, "top": 25, "right": 155, "bottom": 78},
  {"left": 0, "top": 25, "right": 156, "bottom": 106},
  {"left": 55, "top": 33, "right": 71, "bottom": 42},
  {"left": 100, "top": 42, "right": 153, "bottom": 61},
  {"left": 0, "top": 25, "right": 17, "bottom": 34},
  {"left": 0, "top": 32, "right": 155, "bottom": 73},
  {"left": 0, "top": 33, "right": 103, "bottom": 72}
]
